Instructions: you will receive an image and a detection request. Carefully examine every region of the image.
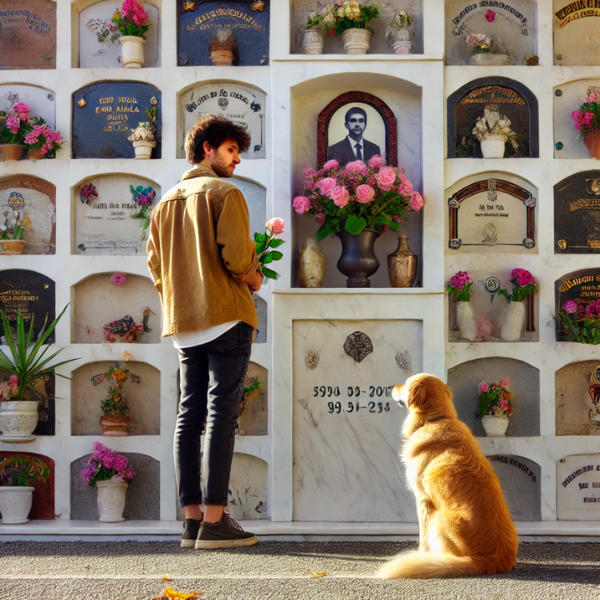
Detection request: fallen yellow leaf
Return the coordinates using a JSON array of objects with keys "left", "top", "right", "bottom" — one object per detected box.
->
[
  {"left": 152, "top": 588, "right": 201, "bottom": 600},
  {"left": 162, "top": 578, "right": 173, "bottom": 582},
  {"left": 311, "top": 572, "right": 326, "bottom": 578}
]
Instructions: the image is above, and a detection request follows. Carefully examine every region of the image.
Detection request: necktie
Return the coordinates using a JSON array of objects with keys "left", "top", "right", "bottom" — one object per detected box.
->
[{"left": 355, "top": 143, "right": 363, "bottom": 161}]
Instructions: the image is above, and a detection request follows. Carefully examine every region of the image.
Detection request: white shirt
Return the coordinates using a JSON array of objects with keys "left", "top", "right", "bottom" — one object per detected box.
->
[{"left": 173, "top": 321, "right": 240, "bottom": 349}]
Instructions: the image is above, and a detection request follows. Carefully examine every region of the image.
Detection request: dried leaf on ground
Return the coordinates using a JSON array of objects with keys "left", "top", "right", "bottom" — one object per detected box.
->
[
  {"left": 162, "top": 578, "right": 173, "bottom": 581},
  {"left": 311, "top": 572, "right": 327, "bottom": 578},
  {"left": 152, "top": 588, "right": 201, "bottom": 600}
]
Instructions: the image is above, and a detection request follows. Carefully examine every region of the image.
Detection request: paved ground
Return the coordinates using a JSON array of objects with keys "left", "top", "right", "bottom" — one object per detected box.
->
[{"left": 0, "top": 541, "right": 599, "bottom": 600}]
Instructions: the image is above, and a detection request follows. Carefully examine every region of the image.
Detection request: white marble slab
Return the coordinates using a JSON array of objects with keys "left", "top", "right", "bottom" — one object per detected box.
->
[{"left": 557, "top": 454, "right": 600, "bottom": 520}]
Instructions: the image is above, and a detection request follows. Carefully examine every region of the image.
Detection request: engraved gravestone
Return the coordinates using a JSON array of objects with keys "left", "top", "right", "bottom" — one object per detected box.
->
[
  {"left": 557, "top": 454, "right": 600, "bottom": 520},
  {"left": 555, "top": 171, "right": 600, "bottom": 253},
  {"left": 178, "top": 0, "right": 270, "bottom": 67},
  {"left": 72, "top": 82, "right": 161, "bottom": 159},
  {"left": 179, "top": 83, "right": 266, "bottom": 159},
  {"left": 554, "top": 0, "right": 600, "bottom": 66},
  {"left": 0, "top": 269, "right": 55, "bottom": 343},
  {"left": 489, "top": 455, "right": 540, "bottom": 520},
  {"left": 555, "top": 269, "right": 600, "bottom": 341},
  {"left": 0, "top": 86, "right": 55, "bottom": 128},
  {"left": 0, "top": 0, "right": 56, "bottom": 69}
]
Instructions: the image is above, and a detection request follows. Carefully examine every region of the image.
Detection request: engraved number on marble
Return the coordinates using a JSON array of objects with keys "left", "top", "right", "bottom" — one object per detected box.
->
[{"left": 328, "top": 401, "right": 390, "bottom": 414}]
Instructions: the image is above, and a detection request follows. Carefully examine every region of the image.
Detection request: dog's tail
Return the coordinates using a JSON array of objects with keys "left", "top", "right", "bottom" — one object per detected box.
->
[{"left": 378, "top": 551, "right": 488, "bottom": 579}]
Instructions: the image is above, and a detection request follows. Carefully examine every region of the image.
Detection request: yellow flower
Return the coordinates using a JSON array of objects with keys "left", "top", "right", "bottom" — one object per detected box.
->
[{"left": 112, "top": 9, "right": 120, "bottom": 21}]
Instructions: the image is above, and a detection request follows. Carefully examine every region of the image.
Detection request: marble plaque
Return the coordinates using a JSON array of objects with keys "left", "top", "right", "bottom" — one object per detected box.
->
[
  {"left": 178, "top": 0, "right": 270, "bottom": 67},
  {"left": 72, "top": 82, "right": 162, "bottom": 159},
  {"left": 238, "top": 361, "right": 267, "bottom": 436},
  {"left": 228, "top": 453, "right": 269, "bottom": 520},
  {"left": 0, "top": 269, "right": 55, "bottom": 343},
  {"left": 446, "top": 0, "right": 536, "bottom": 66},
  {"left": 78, "top": 1, "right": 160, "bottom": 68},
  {"left": 0, "top": 0, "right": 56, "bottom": 69},
  {"left": 489, "top": 455, "right": 540, "bottom": 521},
  {"left": 554, "top": 0, "right": 600, "bottom": 66},
  {"left": 556, "top": 361, "right": 600, "bottom": 436},
  {"left": 557, "top": 454, "right": 600, "bottom": 520},
  {"left": 179, "top": 83, "right": 266, "bottom": 159},
  {"left": 448, "top": 177, "right": 536, "bottom": 252},
  {"left": 74, "top": 175, "right": 160, "bottom": 256},
  {"left": 555, "top": 269, "right": 600, "bottom": 342},
  {"left": 292, "top": 319, "right": 422, "bottom": 522},
  {"left": 555, "top": 171, "right": 600, "bottom": 253},
  {"left": 0, "top": 86, "right": 55, "bottom": 129}
]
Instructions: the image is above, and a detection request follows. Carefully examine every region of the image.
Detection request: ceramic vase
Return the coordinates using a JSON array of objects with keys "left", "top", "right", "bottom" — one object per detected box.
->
[
  {"left": 100, "top": 416, "right": 131, "bottom": 436},
  {"left": 133, "top": 140, "right": 155, "bottom": 159},
  {"left": 388, "top": 28, "right": 412, "bottom": 54},
  {"left": 584, "top": 134, "right": 600, "bottom": 159},
  {"left": 0, "top": 240, "right": 26, "bottom": 255},
  {"left": 469, "top": 53, "right": 510, "bottom": 66},
  {"left": 336, "top": 228, "right": 380, "bottom": 288},
  {"left": 0, "top": 145, "right": 25, "bottom": 162},
  {"left": 96, "top": 477, "right": 128, "bottom": 522},
  {"left": 480, "top": 136, "right": 506, "bottom": 158},
  {"left": 298, "top": 238, "right": 326, "bottom": 288},
  {"left": 120, "top": 36, "right": 146, "bottom": 68},
  {"left": 341, "top": 28, "right": 371, "bottom": 55},
  {"left": 500, "top": 301, "right": 526, "bottom": 341},
  {"left": 302, "top": 28, "right": 325, "bottom": 55},
  {"left": 0, "top": 486, "right": 34, "bottom": 523},
  {"left": 456, "top": 301, "right": 477, "bottom": 341},
  {"left": 481, "top": 415, "right": 509, "bottom": 437},
  {"left": 387, "top": 236, "right": 417, "bottom": 287},
  {"left": 0, "top": 400, "right": 39, "bottom": 442}
]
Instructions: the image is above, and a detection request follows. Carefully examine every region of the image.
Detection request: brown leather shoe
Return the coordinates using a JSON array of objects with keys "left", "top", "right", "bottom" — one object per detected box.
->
[{"left": 195, "top": 514, "right": 258, "bottom": 549}]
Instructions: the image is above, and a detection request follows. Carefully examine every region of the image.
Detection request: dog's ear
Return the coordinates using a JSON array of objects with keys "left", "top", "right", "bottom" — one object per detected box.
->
[{"left": 407, "top": 379, "right": 427, "bottom": 411}]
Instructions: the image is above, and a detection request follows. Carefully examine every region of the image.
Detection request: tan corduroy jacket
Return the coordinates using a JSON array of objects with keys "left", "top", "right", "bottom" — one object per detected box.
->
[{"left": 147, "top": 165, "right": 259, "bottom": 336}]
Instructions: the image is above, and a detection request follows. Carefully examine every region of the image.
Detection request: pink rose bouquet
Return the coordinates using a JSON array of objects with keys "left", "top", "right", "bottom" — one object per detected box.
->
[
  {"left": 494, "top": 268, "right": 537, "bottom": 303},
  {"left": 112, "top": 0, "right": 151, "bottom": 38},
  {"left": 446, "top": 271, "right": 473, "bottom": 302},
  {"left": 292, "top": 156, "right": 424, "bottom": 241},
  {"left": 81, "top": 441, "right": 135, "bottom": 487},
  {"left": 476, "top": 380, "right": 514, "bottom": 418},
  {"left": 572, "top": 87, "right": 600, "bottom": 139},
  {"left": 254, "top": 218, "right": 285, "bottom": 280}
]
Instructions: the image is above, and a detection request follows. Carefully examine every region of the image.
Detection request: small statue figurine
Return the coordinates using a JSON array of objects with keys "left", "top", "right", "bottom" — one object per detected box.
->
[
  {"left": 472, "top": 103, "right": 520, "bottom": 158},
  {"left": 209, "top": 29, "right": 238, "bottom": 66}
]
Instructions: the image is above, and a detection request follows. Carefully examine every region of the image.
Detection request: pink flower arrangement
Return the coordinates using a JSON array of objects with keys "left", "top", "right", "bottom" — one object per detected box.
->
[
  {"left": 80, "top": 183, "right": 99, "bottom": 205},
  {"left": 476, "top": 380, "right": 514, "bottom": 418},
  {"left": 447, "top": 271, "right": 473, "bottom": 302},
  {"left": 110, "top": 272, "right": 127, "bottom": 286},
  {"left": 24, "top": 124, "right": 63, "bottom": 157},
  {"left": 293, "top": 156, "right": 424, "bottom": 241},
  {"left": 113, "top": 0, "right": 152, "bottom": 38},
  {"left": 255, "top": 219, "right": 285, "bottom": 280},
  {"left": 494, "top": 268, "right": 537, "bottom": 303},
  {"left": 560, "top": 298, "right": 600, "bottom": 344},
  {"left": 0, "top": 375, "right": 19, "bottom": 402},
  {"left": 0, "top": 101, "right": 34, "bottom": 145},
  {"left": 81, "top": 441, "right": 135, "bottom": 487},
  {"left": 572, "top": 88, "right": 600, "bottom": 139}
]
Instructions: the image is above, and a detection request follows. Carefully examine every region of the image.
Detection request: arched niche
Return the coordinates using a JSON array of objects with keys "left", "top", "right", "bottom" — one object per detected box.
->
[
  {"left": 72, "top": 174, "right": 160, "bottom": 256},
  {"left": 177, "top": 0, "right": 270, "bottom": 67},
  {"left": 0, "top": 175, "right": 56, "bottom": 255},
  {"left": 238, "top": 361, "right": 267, "bottom": 436},
  {"left": 447, "top": 77, "right": 539, "bottom": 158},
  {"left": 0, "top": 84, "right": 55, "bottom": 129},
  {"left": 0, "top": 452, "right": 54, "bottom": 519},
  {"left": 0, "top": 0, "right": 56, "bottom": 69},
  {"left": 446, "top": 172, "right": 537, "bottom": 254},
  {"left": 228, "top": 453, "right": 268, "bottom": 520},
  {"left": 73, "top": 0, "right": 161, "bottom": 68},
  {"left": 72, "top": 361, "right": 160, "bottom": 436},
  {"left": 488, "top": 454, "right": 540, "bottom": 520},
  {"left": 448, "top": 357, "right": 540, "bottom": 436},
  {"left": 230, "top": 176, "right": 266, "bottom": 241},
  {"left": 253, "top": 294, "right": 267, "bottom": 343},
  {"left": 178, "top": 81, "right": 266, "bottom": 160},
  {"left": 554, "top": 79, "right": 600, "bottom": 160},
  {"left": 290, "top": 0, "right": 424, "bottom": 55},
  {"left": 72, "top": 273, "right": 161, "bottom": 344},
  {"left": 554, "top": 1, "right": 600, "bottom": 66},
  {"left": 72, "top": 81, "right": 162, "bottom": 159},
  {"left": 445, "top": 0, "right": 537, "bottom": 66},
  {"left": 71, "top": 452, "right": 159, "bottom": 519},
  {"left": 557, "top": 454, "right": 600, "bottom": 520}
]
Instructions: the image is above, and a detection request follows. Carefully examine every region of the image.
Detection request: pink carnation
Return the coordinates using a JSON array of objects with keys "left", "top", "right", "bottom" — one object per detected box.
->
[
  {"left": 356, "top": 184, "right": 375, "bottom": 204},
  {"left": 562, "top": 300, "right": 577, "bottom": 314},
  {"left": 266, "top": 218, "right": 285, "bottom": 235},
  {"left": 322, "top": 159, "right": 339, "bottom": 171},
  {"left": 293, "top": 196, "right": 311, "bottom": 214},
  {"left": 500, "top": 379, "right": 511, "bottom": 388},
  {"left": 330, "top": 186, "right": 350, "bottom": 208},
  {"left": 410, "top": 191, "right": 425, "bottom": 212},
  {"left": 485, "top": 9, "right": 496, "bottom": 21},
  {"left": 318, "top": 177, "right": 337, "bottom": 196},
  {"left": 479, "top": 382, "right": 489, "bottom": 393},
  {"left": 368, "top": 155, "right": 386, "bottom": 168},
  {"left": 510, "top": 268, "right": 535, "bottom": 288}
]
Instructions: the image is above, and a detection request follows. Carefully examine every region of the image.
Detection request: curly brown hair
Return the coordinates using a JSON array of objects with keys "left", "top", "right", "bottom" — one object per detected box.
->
[{"left": 185, "top": 114, "right": 252, "bottom": 164}]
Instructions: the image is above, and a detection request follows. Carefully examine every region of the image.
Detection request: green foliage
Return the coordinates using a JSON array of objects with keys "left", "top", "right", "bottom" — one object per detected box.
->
[
  {"left": 255, "top": 229, "right": 285, "bottom": 280},
  {"left": 446, "top": 282, "right": 473, "bottom": 302},
  {"left": 0, "top": 455, "right": 50, "bottom": 486},
  {"left": 558, "top": 310, "right": 600, "bottom": 345},
  {"left": 334, "top": 4, "right": 379, "bottom": 34}
]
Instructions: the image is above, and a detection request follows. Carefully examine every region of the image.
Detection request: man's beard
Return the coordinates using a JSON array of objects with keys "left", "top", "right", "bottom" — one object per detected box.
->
[{"left": 210, "top": 153, "right": 234, "bottom": 177}]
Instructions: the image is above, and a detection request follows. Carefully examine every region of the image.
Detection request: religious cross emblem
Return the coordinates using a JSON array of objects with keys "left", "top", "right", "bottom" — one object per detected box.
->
[{"left": 343, "top": 332, "right": 373, "bottom": 363}]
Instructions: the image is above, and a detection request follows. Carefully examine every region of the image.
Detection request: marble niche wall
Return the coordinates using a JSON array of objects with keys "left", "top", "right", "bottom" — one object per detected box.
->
[
  {"left": 0, "top": 84, "right": 56, "bottom": 129},
  {"left": 553, "top": 0, "right": 600, "bottom": 66},
  {"left": 238, "top": 361, "right": 267, "bottom": 437}
]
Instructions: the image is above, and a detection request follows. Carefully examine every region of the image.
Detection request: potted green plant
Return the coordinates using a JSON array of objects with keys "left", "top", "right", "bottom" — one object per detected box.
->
[
  {"left": 302, "top": 8, "right": 327, "bottom": 55},
  {"left": 333, "top": 0, "right": 379, "bottom": 55},
  {"left": 112, "top": 0, "right": 152, "bottom": 68},
  {"left": 476, "top": 380, "right": 514, "bottom": 437},
  {"left": 24, "top": 123, "right": 63, "bottom": 160},
  {"left": 382, "top": 5, "right": 414, "bottom": 54},
  {"left": 0, "top": 455, "right": 51, "bottom": 523},
  {"left": 572, "top": 87, "right": 600, "bottom": 159},
  {"left": 0, "top": 305, "right": 79, "bottom": 442},
  {"left": 447, "top": 271, "right": 476, "bottom": 341},
  {"left": 0, "top": 216, "right": 25, "bottom": 255},
  {"left": 0, "top": 101, "right": 31, "bottom": 162}
]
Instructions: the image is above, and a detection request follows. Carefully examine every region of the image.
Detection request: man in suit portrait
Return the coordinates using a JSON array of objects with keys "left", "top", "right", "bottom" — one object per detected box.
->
[{"left": 327, "top": 106, "right": 381, "bottom": 166}]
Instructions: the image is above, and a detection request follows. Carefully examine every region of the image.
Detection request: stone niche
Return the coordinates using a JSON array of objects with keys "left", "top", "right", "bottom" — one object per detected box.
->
[
  {"left": 447, "top": 77, "right": 539, "bottom": 159},
  {"left": 0, "top": 0, "right": 56, "bottom": 69},
  {"left": 290, "top": 0, "right": 424, "bottom": 55},
  {"left": 76, "top": 0, "right": 160, "bottom": 68},
  {"left": 554, "top": 79, "right": 600, "bottom": 160},
  {"left": 554, "top": 0, "right": 600, "bottom": 66},
  {"left": 447, "top": 357, "right": 540, "bottom": 437},
  {"left": 292, "top": 319, "right": 422, "bottom": 522},
  {"left": 556, "top": 361, "right": 600, "bottom": 436},
  {"left": 177, "top": 0, "right": 270, "bottom": 67},
  {"left": 72, "top": 361, "right": 160, "bottom": 436},
  {"left": 447, "top": 172, "right": 537, "bottom": 254},
  {"left": 71, "top": 453, "right": 159, "bottom": 520},
  {"left": 73, "top": 174, "right": 161, "bottom": 255},
  {"left": 238, "top": 361, "right": 267, "bottom": 436},
  {"left": 0, "top": 452, "right": 54, "bottom": 519},
  {"left": 253, "top": 294, "right": 267, "bottom": 343},
  {"left": 72, "top": 273, "right": 161, "bottom": 344},
  {"left": 0, "top": 176, "right": 56, "bottom": 255},
  {"left": 72, "top": 81, "right": 162, "bottom": 159},
  {"left": 178, "top": 82, "right": 266, "bottom": 160},
  {"left": 489, "top": 454, "right": 540, "bottom": 520},
  {"left": 0, "top": 85, "right": 55, "bottom": 129},
  {"left": 557, "top": 454, "right": 600, "bottom": 520},
  {"left": 0, "top": 269, "right": 55, "bottom": 343},
  {"left": 445, "top": 0, "right": 537, "bottom": 66}
]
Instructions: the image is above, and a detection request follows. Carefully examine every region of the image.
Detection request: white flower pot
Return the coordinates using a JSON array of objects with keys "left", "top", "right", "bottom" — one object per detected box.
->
[
  {"left": 482, "top": 415, "right": 509, "bottom": 437},
  {"left": 302, "top": 28, "right": 324, "bottom": 55},
  {"left": 456, "top": 301, "right": 477, "bottom": 341},
  {"left": 0, "top": 486, "right": 34, "bottom": 523},
  {"left": 501, "top": 301, "right": 526, "bottom": 341},
  {"left": 133, "top": 140, "right": 155, "bottom": 160},
  {"left": 0, "top": 400, "right": 39, "bottom": 442},
  {"left": 120, "top": 35, "right": 146, "bottom": 69},
  {"left": 480, "top": 136, "right": 507, "bottom": 159},
  {"left": 96, "top": 477, "right": 128, "bottom": 522},
  {"left": 341, "top": 28, "right": 371, "bottom": 55},
  {"left": 388, "top": 28, "right": 412, "bottom": 54},
  {"left": 469, "top": 53, "right": 510, "bottom": 66}
]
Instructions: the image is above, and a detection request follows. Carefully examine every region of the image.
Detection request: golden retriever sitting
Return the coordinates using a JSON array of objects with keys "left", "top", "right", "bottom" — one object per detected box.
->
[{"left": 378, "top": 373, "right": 518, "bottom": 579}]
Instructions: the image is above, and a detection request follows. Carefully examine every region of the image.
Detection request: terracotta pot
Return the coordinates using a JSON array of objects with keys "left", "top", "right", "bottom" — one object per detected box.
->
[
  {"left": 456, "top": 301, "right": 477, "bottom": 341},
  {"left": 0, "top": 486, "right": 35, "bottom": 523},
  {"left": 584, "top": 134, "right": 600, "bottom": 159},
  {"left": 27, "top": 148, "right": 44, "bottom": 160},
  {"left": 482, "top": 415, "right": 509, "bottom": 437},
  {"left": 133, "top": 140, "right": 155, "bottom": 159},
  {"left": 100, "top": 416, "right": 131, "bottom": 436},
  {"left": 0, "top": 400, "right": 39, "bottom": 442},
  {"left": 96, "top": 477, "right": 128, "bottom": 522},
  {"left": 120, "top": 35, "right": 146, "bottom": 68},
  {"left": 341, "top": 28, "right": 371, "bottom": 55},
  {"left": 336, "top": 228, "right": 380, "bottom": 288},
  {"left": 303, "top": 28, "right": 325, "bottom": 55},
  {"left": 500, "top": 301, "right": 526, "bottom": 341},
  {"left": 298, "top": 238, "right": 326, "bottom": 288},
  {"left": 388, "top": 235, "right": 417, "bottom": 287},
  {"left": 0, "top": 144, "right": 25, "bottom": 162},
  {"left": 0, "top": 240, "right": 26, "bottom": 255}
]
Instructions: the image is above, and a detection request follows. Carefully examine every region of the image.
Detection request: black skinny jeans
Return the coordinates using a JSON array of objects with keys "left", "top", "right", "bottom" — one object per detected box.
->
[{"left": 175, "top": 322, "right": 252, "bottom": 507}]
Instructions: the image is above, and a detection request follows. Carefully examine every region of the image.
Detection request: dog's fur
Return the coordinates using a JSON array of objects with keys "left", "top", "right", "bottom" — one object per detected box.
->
[{"left": 378, "top": 373, "right": 518, "bottom": 579}]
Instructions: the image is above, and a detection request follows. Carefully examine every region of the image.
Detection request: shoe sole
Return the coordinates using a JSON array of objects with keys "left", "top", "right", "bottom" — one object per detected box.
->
[
  {"left": 195, "top": 535, "right": 258, "bottom": 550},
  {"left": 181, "top": 539, "right": 196, "bottom": 549}
]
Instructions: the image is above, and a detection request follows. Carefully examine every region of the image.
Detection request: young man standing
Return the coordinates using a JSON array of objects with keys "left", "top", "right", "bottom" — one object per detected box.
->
[{"left": 147, "top": 115, "right": 262, "bottom": 549}]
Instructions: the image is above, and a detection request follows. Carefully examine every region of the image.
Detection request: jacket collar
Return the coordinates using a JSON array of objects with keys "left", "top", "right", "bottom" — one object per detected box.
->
[{"left": 180, "top": 164, "right": 219, "bottom": 182}]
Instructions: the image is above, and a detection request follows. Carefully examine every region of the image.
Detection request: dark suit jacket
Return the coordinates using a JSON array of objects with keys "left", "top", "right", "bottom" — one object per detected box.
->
[{"left": 327, "top": 137, "right": 381, "bottom": 166}]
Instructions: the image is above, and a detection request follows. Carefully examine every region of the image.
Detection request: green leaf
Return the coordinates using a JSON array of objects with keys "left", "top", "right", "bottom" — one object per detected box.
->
[
  {"left": 388, "top": 221, "right": 399, "bottom": 232},
  {"left": 254, "top": 232, "right": 265, "bottom": 243},
  {"left": 345, "top": 215, "right": 367, "bottom": 235},
  {"left": 255, "top": 240, "right": 267, "bottom": 255},
  {"left": 268, "top": 238, "right": 285, "bottom": 249},
  {"left": 261, "top": 266, "right": 279, "bottom": 280},
  {"left": 262, "top": 253, "right": 274, "bottom": 264},
  {"left": 316, "top": 225, "right": 336, "bottom": 242},
  {"left": 269, "top": 251, "right": 283, "bottom": 262}
]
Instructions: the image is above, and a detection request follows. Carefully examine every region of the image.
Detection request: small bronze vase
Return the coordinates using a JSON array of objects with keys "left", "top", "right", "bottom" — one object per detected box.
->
[
  {"left": 336, "top": 228, "right": 380, "bottom": 288},
  {"left": 388, "top": 236, "right": 417, "bottom": 287}
]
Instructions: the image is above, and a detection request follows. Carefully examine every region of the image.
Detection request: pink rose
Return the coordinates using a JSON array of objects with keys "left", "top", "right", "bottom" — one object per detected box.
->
[
  {"left": 368, "top": 155, "right": 386, "bottom": 168},
  {"left": 500, "top": 379, "right": 511, "bottom": 388},
  {"left": 356, "top": 184, "right": 375, "bottom": 204},
  {"left": 345, "top": 160, "right": 367, "bottom": 173},
  {"left": 304, "top": 167, "right": 315, "bottom": 177},
  {"left": 410, "top": 191, "right": 425, "bottom": 212},
  {"left": 266, "top": 218, "right": 285, "bottom": 235},
  {"left": 322, "top": 159, "right": 339, "bottom": 171},
  {"left": 479, "top": 382, "right": 489, "bottom": 393},
  {"left": 318, "top": 177, "right": 337, "bottom": 196},
  {"left": 292, "top": 196, "right": 311, "bottom": 214},
  {"left": 330, "top": 186, "right": 350, "bottom": 208},
  {"left": 377, "top": 167, "right": 397, "bottom": 190},
  {"left": 399, "top": 180, "right": 413, "bottom": 195}
]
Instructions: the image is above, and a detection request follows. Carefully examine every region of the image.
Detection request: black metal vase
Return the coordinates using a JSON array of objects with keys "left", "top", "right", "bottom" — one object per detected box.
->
[{"left": 336, "top": 228, "right": 380, "bottom": 288}]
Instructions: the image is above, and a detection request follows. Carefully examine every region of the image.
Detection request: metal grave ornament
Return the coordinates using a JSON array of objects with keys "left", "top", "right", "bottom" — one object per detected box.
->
[{"left": 344, "top": 332, "right": 373, "bottom": 363}]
